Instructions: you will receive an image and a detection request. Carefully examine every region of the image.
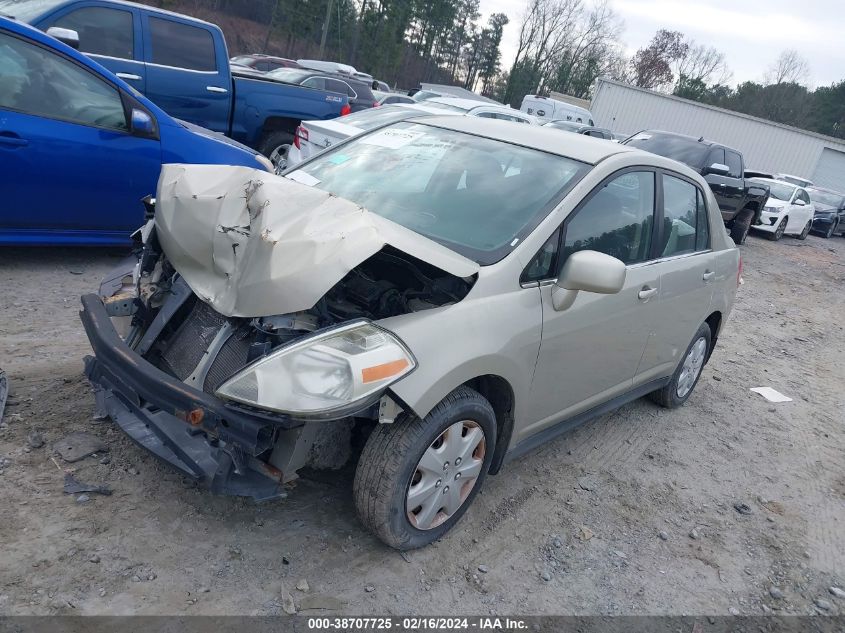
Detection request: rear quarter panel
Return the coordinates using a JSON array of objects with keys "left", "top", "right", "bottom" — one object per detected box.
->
[{"left": 230, "top": 76, "right": 348, "bottom": 148}]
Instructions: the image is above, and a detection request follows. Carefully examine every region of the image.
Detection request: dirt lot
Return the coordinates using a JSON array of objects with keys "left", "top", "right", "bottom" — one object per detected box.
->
[{"left": 1, "top": 232, "right": 843, "bottom": 617}]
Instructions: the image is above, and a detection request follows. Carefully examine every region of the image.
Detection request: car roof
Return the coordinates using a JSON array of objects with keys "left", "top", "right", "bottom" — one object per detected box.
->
[
  {"left": 426, "top": 96, "right": 501, "bottom": 111},
  {"left": 751, "top": 177, "right": 799, "bottom": 189},
  {"left": 404, "top": 115, "right": 636, "bottom": 165},
  {"left": 636, "top": 129, "right": 720, "bottom": 147}
]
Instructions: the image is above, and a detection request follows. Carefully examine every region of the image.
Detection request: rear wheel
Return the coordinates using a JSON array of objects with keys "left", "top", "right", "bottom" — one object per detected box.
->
[
  {"left": 258, "top": 130, "right": 294, "bottom": 173},
  {"left": 649, "top": 323, "right": 712, "bottom": 409},
  {"left": 353, "top": 387, "right": 496, "bottom": 550},
  {"left": 769, "top": 217, "right": 787, "bottom": 241},
  {"left": 798, "top": 220, "right": 812, "bottom": 240},
  {"left": 729, "top": 209, "right": 753, "bottom": 245}
]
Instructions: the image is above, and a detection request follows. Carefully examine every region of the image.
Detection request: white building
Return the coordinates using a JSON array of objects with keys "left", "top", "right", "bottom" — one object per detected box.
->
[{"left": 591, "top": 78, "right": 845, "bottom": 191}]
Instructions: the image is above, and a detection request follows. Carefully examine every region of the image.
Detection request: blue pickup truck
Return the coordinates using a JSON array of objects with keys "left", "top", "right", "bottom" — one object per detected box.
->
[{"left": 1, "top": 0, "right": 350, "bottom": 160}]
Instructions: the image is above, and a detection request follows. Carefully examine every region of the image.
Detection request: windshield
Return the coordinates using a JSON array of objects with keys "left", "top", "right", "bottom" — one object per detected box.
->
[
  {"left": 334, "top": 105, "right": 420, "bottom": 132},
  {"left": 288, "top": 122, "right": 588, "bottom": 264},
  {"left": 624, "top": 133, "right": 709, "bottom": 169},
  {"left": 754, "top": 180, "right": 796, "bottom": 201},
  {"left": 0, "top": 0, "right": 63, "bottom": 20},
  {"left": 808, "top": 189, "right": 843, "bottom": 208},
  {"left": 266, "top": 68, "right": 312, "bottom": 84}
]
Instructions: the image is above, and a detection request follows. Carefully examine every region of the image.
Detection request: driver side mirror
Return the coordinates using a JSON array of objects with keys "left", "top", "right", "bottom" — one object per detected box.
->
[
  {"left": 130, "top": 109, "right": 156, "bottom": 139},
  {"left": 551, "top": 250, "right": 626, "bottom": 311},
  {"left": 46, "top": 27, "right": 80, "bottom": 49},
  {"left": 705, "top": 163, "right": 730, "bottom": 176},
  {"left": 793, "top": 198, "right": 806, "bottom": 206}
]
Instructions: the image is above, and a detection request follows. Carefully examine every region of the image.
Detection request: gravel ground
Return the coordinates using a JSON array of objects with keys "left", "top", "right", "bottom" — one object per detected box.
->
[{"left": 0, "top": 232, "right": 843, "bottom": 616}]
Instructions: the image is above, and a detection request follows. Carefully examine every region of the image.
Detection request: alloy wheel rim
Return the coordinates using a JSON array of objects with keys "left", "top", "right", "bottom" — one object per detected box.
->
[
  {"left": 406, "top": 420, "right": 486, "bottom": 531},
  {"left": 676, "top": 337, "right": 707, "bottom": 399},
  {"left": 802, "top": 222, "right": 811, "bottom": 238},
  {"left": 270, "top": 144, "right": 290, "bottom": 174},
  {"left": 776, "top": 219, "right": 786, "bottom": 239}
]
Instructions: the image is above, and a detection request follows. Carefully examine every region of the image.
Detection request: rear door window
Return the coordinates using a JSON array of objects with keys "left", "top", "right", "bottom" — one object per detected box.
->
[
  {"left": 661, "top": 175, "right": 709, "bottom": 256},
  {"left": 149, "top": 17, "right": 216, "bottom": 71},
  {"left": 50, "top": 6, "right": 134, "bottom": 60},
  {"left": 725, "top": 150, "right": 742, "bottom": 178}
]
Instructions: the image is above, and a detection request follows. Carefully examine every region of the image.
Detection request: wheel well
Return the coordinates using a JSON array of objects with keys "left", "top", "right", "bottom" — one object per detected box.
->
[
  {"left": 704, "top": 311, "right": 722, "bottom": 362},
  {"left": 262, "top": 116, "right": 299, "bottom": 139},
  {"left": 461, "top": 375, "right": 514, "bottom": 476}
]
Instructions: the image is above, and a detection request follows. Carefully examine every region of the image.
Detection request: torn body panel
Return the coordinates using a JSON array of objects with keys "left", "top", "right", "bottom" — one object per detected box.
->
[{"left": 155, "top": 165, "right": 479, "bottom": 318}]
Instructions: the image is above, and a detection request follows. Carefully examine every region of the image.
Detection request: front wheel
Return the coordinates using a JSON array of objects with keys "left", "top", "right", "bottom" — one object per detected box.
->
[
  {"left": 823, "top": 222, "right": 835, "bottom": 238},
  {"left": 649, "top": 323, "right": 712, "bottom": 409},
  {"left": 769, "top": 217, "right": 787, "bottom": 241},
  {"left": 353, "top": 387, "right": 496, "bottom": 550},
  {"left": 797, "top": 220, "right": 811, "bottom": 240}
]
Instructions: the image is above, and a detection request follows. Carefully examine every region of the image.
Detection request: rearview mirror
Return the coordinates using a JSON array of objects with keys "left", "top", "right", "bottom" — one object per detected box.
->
[
  {"left": 551, "top": 250, "right": 626, "bottom": 311},
  {"left": 46, "top": 27, "right": 80, "bottom": 49},
  {"left": 706, "top": 163, "right": 730, "bottom": 176},
  {"left": 130, "top": 109, "right": 156, "bottom": 138}
]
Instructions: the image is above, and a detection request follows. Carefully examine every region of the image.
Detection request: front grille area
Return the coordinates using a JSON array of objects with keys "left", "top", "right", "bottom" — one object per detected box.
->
[
  {"left": 160, "top": 300, "right": 228, "bottom": 380},
  {"left": 203, "top": 328, "right": 253, "bottom": 393}
]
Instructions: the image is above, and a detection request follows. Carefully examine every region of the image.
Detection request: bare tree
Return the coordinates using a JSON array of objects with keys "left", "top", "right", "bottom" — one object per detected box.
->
[
  {"left": 674, "top": 42, "right": 732, "bottom": 87},
  {"left": 766, "top": 49, "right": 811, "bottom": 85}
]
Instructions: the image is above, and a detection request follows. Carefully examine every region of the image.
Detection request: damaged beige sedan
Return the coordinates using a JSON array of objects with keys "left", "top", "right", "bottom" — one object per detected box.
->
[{"left": 81, "top": 117, "right": 740, "bottom": 549}]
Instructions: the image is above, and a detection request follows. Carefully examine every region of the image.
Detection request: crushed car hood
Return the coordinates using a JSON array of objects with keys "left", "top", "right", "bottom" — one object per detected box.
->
[{"left": 155, "top": 164, "right": 479, "bottom": 318}]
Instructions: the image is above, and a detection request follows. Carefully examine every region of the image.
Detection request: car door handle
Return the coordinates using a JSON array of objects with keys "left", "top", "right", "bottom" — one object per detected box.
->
[
  {"left": 638, "top": 286, "right": 658, "bottom": 301},
  {"left": 206, "top": 86, "right": 228, "bottom": 94},
  {"left": 0, "top": 132, "right": 28, "bottom": 148},
  {"left": 702, "top": 270, "right": 716, "bottom": 282},
  {"left": 116, "top": 73, "right": 142, "bottom": 81}
]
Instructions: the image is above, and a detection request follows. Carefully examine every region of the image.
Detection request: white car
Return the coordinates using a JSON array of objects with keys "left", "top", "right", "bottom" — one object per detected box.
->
[
  {"left": 774, "top": 173, "right": 814, "bottom": 188},
  {"left": 284, "top": 100, "right": 537, "bottom": 171},
  {"left": 750, "top": 178, "right": 815, "bottom": 241},
  {"left": 423, "top": 97, "right": 539, "bottom": 125},
  {"left": 284, "top": 104, "right": 461, "bottom": 171}
]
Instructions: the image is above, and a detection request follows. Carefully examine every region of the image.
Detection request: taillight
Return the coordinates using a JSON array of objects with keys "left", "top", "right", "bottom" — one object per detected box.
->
[
  {"left": 373, "top": 101, "right": 380, "bottom": 108},
  {"left": 340, "top": 104, "right": 351, "bottom": 116},
  {"left": 293, "top": 125, "right": 308, "bottom": 150},
  {"left": 737, "top": 254, "right": 743, "bottom": 286}
]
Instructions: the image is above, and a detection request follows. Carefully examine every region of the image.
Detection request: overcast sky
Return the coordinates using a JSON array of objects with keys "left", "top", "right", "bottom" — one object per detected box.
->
[{"left": 478, "top": 0, "right": 845, "bottom": 89}]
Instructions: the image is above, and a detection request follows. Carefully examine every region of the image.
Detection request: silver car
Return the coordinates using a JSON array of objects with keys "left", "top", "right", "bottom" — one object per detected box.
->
[{"left": 81, "top": 117, "right": 740, "bottom": 549}]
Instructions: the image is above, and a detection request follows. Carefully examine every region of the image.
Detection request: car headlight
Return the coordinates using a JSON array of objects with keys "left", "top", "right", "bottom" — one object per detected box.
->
[
  {"left": 763, "top": 206, "right": 779, "bottom": 213},
  {"left": 254, "top": 154, "right": 275, "bottom": 173},
  {"left": 215, "top": 321, "right": 416, "bottom": 418}
]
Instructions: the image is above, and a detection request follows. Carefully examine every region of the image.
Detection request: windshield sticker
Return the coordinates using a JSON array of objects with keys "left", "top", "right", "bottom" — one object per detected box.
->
[
  {"left": 361, "top": 129, "right": 425, "bottom": 149},
  {"left": 285, "top": 171, "right": 321, "bottom": 187},
  {"left": 328, "top": 154, "right": 351, "bottom": 165}
]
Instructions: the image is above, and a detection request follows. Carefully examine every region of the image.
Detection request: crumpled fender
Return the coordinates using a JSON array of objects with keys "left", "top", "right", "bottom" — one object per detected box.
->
[{"left": 155, "top": 164, "right": 479, "bottom": 318}]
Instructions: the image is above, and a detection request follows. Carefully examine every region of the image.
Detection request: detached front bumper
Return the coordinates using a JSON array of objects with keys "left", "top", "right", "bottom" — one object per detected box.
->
[{"left": 79, "top": 293, "right": 299, "bottom": 501}]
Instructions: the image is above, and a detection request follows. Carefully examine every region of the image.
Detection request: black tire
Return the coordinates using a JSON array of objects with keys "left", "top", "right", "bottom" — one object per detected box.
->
[
  {"left": 823, "top": 222, "right": 835, "bottom": 238},
  {"left": 353, "top": 387, "right": 496, "bottom": 550},
  {"left": 797, "top": 220, "right": 811, "bottom": 240},
  {"left": 769, "top": 217, "right": 787, "bottom": 241},
  {"left": 649, "top": 322, "right": 712, "bottom": 409},
  {"left": 729, "top": 209, "right": 753, "bottom": 245},
  {"left": 258, "top": 130, "right": 294, "bottom": 167}
]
